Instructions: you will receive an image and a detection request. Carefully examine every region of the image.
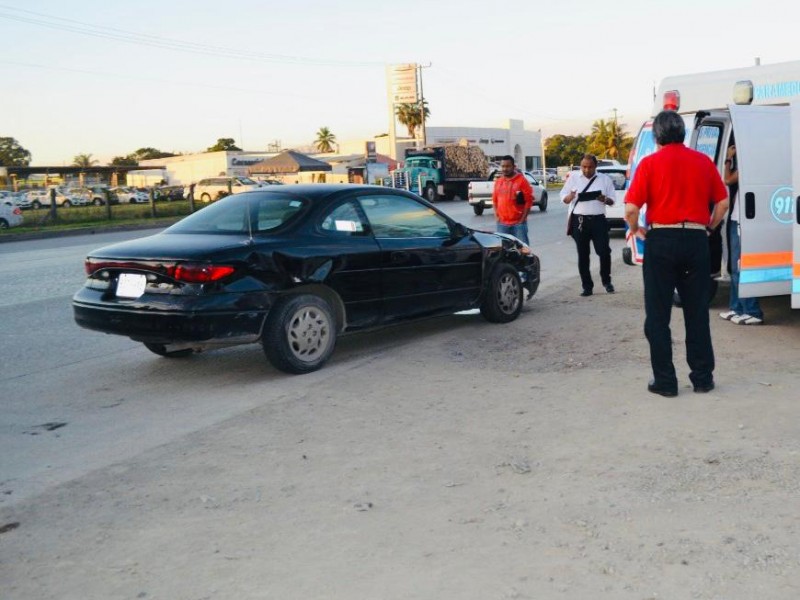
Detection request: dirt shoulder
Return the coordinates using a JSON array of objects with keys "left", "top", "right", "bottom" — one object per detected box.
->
[{"left": 2, "top": 262, "right": 799, "bottom": 599}]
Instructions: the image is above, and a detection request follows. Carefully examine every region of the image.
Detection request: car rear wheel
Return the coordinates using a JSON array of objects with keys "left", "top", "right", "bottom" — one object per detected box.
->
[
  {"left": 0, "top": 218, "right": 8, "bottom": 229},
  {"left": 539, "top": 191, "right": 548, "bottom": 212},
  {"left": 32, "top": 200, "right": 42, "bottom": 210},
  {"left": 201, "top": 193, "right": 211, "bottom": 203},
  {"left": 424, "top": 183, "right": 438, "bottom": 203},
  {"left": 93, "top": 198, "right": 103, "bottom": 206},
  {"left": 472, "top": 204, "right": 484, "bottom": 216},
  {"left": 480, "top": 263, "right": 524, "bottom": 323},
  {"left": 263, "top": 294, "right": 337, "bottom": 374},
  {"left": 143, "top": 343, "right": 194, "bottom": 358},
  {"left": 63, "top": 200, "right": 71, "bottom": 208}
]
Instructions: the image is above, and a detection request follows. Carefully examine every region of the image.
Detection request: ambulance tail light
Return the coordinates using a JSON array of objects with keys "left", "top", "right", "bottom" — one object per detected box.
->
[
  {"left": 733, "top": 80, "right": 754, "bottom": 105},
  {"left": 663, "top": 90, "right": 680, "bottom": 111}
]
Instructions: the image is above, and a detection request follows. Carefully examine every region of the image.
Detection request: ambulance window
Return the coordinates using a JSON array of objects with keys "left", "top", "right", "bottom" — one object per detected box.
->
[{"left": 695, "top": 125, "right": 723, "bottom": 162}]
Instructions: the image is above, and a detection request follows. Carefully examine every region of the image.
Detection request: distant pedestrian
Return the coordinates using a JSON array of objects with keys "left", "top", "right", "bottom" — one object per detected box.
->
[
  {"left": 625, "top": 110, "right": 729, "bottom": 397},
  {"left": 493, "top": 155, "right": 533, "bottom": 245},
  {"left": 719, "top": 142, "right": 763, "bottom": 325},
  {"left": 560, "top": 154, "right": 617, "bottom": 296}
]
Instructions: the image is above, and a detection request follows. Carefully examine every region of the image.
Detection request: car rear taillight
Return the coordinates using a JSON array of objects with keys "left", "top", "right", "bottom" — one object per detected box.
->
[
  {"left": 84, "top": 259, "right": 234, "bottom": 283},
  {"left": 170, "top": 263, "right": 235, "bottom": 283},
  {"left": 13, "top": 207, "right": 21, "bottom": 215}
]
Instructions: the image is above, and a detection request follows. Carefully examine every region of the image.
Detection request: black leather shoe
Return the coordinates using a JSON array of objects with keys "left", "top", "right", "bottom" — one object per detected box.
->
[
  {"left": 648, "top": 379, "right": 678, "bottom": 397},
  {"left": 693, "top": 381, "right": 715, "bottom": 393},
  {"left": 604, "top": 283, "right": 615, "bottom": 293},
  {"left": 580, "top": 289, "right": 593, "bottom": 297}
]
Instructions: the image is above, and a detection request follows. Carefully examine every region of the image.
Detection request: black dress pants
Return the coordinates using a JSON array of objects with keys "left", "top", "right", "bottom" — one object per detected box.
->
[
  {"left": 643, "top": 228, "right": 715, "bottom": 390},
  {"left": 570, "top": 214, "right": 611, "bottom": 291}
]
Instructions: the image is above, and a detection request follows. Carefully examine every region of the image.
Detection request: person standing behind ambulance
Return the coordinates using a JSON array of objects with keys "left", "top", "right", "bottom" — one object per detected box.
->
[
  {"left": 625, "top": 110, "right": 729, "bottom": 397},
  {"left": 493, "top": 155, "right": 533, "bottom": 245},
  {"left": 560, "top": 154, "right": 617, "bottom": 296},
  {"left": 719, "top": 144, "right": 764, "bottom": 325}
]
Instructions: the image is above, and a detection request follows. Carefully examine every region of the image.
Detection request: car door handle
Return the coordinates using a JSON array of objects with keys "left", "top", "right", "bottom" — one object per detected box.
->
[{"left": 390, "top": 251, "right": 410, "bottom": 263}]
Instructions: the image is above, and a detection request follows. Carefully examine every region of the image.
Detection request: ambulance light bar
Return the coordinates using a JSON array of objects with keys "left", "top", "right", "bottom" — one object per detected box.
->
[
  {"left": 733, "top": 80, "right": 754, "bottom": 105},
  {"left": 662, "top": 90, "right": 680, "bottom": 111}
]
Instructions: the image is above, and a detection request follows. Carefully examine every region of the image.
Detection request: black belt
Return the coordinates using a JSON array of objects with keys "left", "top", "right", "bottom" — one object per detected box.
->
[{"left": 573, "top": 214, "right": 604, "bottom": 219}]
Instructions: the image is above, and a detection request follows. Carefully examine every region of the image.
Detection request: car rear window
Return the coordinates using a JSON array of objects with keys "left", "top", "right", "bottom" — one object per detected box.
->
[{"left": 166, "top": 192, "right": 307, "bottom": 234}]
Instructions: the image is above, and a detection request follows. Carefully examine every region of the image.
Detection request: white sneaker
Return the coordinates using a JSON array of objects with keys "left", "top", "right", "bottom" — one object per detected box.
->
[
  {"left": 731, "top": 314, "right": 763, "bottom": 325},
  {"left": 719, "top": 310, "right": 738, "bottom": 320}
]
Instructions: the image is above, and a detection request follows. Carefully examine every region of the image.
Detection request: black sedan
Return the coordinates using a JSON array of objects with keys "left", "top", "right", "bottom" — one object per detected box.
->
[{"left": 73, "top": 185, "right": 540, "bottom": 374}]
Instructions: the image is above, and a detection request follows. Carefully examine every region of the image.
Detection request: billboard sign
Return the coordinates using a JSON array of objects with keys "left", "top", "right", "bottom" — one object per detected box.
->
[{"left": 388, "top": 64, "right": 418, "bottom": 104}]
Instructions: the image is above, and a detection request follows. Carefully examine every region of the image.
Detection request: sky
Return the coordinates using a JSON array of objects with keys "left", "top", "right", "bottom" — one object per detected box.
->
[{"left": 1, "top": 0, "right": 799, "bottom": 166}]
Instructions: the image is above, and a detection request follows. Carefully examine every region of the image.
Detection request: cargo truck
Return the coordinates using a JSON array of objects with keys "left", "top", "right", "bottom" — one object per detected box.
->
[{"left": 388, "top": 145, "right": 490, "bottom": 202}]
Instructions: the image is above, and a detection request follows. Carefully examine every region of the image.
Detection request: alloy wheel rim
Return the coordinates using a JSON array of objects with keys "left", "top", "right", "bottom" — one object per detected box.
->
[
  {"left": 497, "top": 274, "right": 521, "bottom": 314},
  {"left": 287, "top": 306, "right": 332, "bottom": 362}
]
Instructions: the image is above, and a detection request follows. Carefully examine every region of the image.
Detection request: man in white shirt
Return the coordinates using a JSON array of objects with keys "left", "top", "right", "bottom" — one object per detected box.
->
[{"left": 560, "top": 154, "right": 617, "bottom": 296}]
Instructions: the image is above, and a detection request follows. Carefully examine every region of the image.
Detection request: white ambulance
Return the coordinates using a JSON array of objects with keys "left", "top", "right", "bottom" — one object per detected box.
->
[{"left": 623, "top": 59, "right": 800, "bottom": 309}]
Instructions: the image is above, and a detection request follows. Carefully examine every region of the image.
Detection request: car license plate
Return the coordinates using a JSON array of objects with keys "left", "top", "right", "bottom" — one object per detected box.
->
[{"left": 116, "top": 273, "right": 146, "bottom": 298}]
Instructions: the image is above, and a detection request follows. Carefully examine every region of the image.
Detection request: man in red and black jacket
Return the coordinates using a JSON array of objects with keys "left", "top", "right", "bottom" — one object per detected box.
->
[
  {"left": 493, "top": 155, "right": 533, "bottom": 245},
  {"left": 625, "top": 110, "right": 729, "bottom": 398}
]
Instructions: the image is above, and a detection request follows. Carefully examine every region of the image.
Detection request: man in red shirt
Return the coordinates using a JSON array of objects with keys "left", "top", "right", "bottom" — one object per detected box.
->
[
  {"left": 625, "top": 110, "right": 729, "bottom": 397},
  {"left": 493, "top": 155, "right": 533, "bottom": 245}
]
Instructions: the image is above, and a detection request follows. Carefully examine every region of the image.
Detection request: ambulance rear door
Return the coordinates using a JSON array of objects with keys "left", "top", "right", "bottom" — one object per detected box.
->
[
  {"left": 792, "top": 100, "right": 800, "bottom": 308},
  {"left": 730, "top": 104, "right": 793, "bottom": 298}
]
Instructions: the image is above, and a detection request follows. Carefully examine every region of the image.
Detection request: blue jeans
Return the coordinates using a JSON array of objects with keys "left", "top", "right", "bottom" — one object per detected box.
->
[
  {"left": 496, "top": 221, "right": 529, "bottom": 245},
  {"left": 728, "top": 222, "right": 763, "bottom": 318}
]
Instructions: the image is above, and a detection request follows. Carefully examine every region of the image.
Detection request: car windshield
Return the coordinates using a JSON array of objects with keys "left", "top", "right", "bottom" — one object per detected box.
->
[
  {"left": 166, "top": 192, "right": 307, "bottom": 234},
  {"left": 236, "top": 177, "right": 258, "bottom": 185}
]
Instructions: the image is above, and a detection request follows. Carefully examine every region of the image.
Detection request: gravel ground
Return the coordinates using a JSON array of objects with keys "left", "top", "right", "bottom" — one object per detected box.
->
[{"left": 2, "top": 262, "right": 799, "bottom": 600}]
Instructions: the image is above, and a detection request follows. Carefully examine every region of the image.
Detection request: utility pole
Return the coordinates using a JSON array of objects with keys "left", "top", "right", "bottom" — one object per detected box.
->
[{"left": 417, "top": 63, "right": 432, "bottom": 149}]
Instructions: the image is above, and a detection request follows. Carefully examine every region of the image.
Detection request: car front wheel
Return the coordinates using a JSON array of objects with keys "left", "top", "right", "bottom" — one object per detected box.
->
[
  {"left": 263, "top": 294, "right": 337, "bottom": 374},
  {"left": 424, "top": 184, "right": 437, "bottom": 203},
  {"left": 538, "top": 191, "right": 548, "bottom": 212},
  {"left": 480, "top": 263, "right": 524, "bottom": 323}
]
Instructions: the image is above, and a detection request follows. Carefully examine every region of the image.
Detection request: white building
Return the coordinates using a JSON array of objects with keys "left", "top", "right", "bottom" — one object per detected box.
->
[
  {"left": 339, "top": 119, "right": 543, "bottom": 170},
  {"left": 139, "top": 151, "right": 278, "bottom": 186}
]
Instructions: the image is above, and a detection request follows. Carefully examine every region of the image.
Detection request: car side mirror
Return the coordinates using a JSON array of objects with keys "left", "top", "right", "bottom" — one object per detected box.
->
[{"left": 451, "top": 222, "right": 468, "bottom": 239}]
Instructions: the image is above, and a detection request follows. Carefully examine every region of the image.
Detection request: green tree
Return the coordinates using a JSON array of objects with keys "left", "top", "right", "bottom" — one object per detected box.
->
[
  {"left": 110, "top": 155, "right": 138, "bottom": 166},
  {"left": 0, "top": 137, "right": 32, "bottom": 166},
  {"left": 395, "top": 101, "right": 430, "bottom": 138},
  {"left": 207, "top": 138, "right": 241, "bottom": 152},
  {"left": 586, "top": 119, "right": 634, "bottom": 162},
  {"left": 315, "top": 127, "right": 337, "bottom": 153},
  {"left": 73, "top": 153, "right": 98, "bottom": 168},
  {"left": 130, "top": 147, "right": 176, "bottom": 161},
  {"left": 544, "top": 134, "right": 588, "bottom": 167}
]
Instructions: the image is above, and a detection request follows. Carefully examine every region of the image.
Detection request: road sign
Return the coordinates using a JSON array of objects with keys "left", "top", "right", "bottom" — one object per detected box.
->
[{"left": 388, "top": 64, "right": 418, "bottom": 104}]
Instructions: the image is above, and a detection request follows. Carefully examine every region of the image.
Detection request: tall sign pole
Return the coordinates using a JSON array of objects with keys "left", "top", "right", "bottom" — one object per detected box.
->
[
  {"left": 417, "top": 63, "right": 431, "bottom": 150},
  {"left": 387, "top": 63, "right": 419, "bottom": 160}
]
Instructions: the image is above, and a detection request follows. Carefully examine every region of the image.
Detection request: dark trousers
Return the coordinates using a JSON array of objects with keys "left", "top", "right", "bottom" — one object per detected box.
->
[
  {"left": 570, "top": 214, "right": 611, "bottom": 291},
  {"left": 643, "top": 229, "right": 715, "bottom": 389}
]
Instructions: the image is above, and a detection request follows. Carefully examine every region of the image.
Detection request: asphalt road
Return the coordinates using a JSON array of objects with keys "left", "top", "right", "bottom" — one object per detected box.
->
[{"left": 0, "top": 195, "right": 625, "bottom": 506}]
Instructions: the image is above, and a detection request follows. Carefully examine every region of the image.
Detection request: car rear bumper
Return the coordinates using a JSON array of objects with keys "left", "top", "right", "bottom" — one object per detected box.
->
[{"left": 73, "top": 288, "right": 270, "bottom": 345}]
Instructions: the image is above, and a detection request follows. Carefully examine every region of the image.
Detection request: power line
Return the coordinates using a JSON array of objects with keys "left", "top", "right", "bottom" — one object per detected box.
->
[{"left": 0, "top": 5, "right": 384, "bottom": 68}]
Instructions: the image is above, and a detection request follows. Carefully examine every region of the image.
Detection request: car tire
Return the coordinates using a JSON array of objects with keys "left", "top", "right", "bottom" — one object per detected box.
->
[
  {"left": 32, "top": 200, "right": 41, "bottom": 210},
  {"left": 539, "top": 192, "right": 548, "bottom": 212},
  {"left": 0, "top": 218, "right": 8, "bottom": 229},
  {"left": 63, "top": 200, "right": 71, "bottom": 208},
  {"left": 472, "top": 204, "right": 484, "bottom": 216},
  {"left": 480, "top": 263, "right": 524, "bottom": 323},
  {"left": 129, "top": 198, "right": 136, "bottom": 204},
  {"left": 262, "top": 294, "right": 337, "bottom": 374},
  {"left": 143, "top": 343, "right": 194, "bottom": 358},
  {"left": 424, "top": 183, "right": 437, "bottom": 203},
  {"left": 93, "top": 198, "right": 103, "bottom": 206},
  {"left": 201, "top": 193, "right": 211, "bottom": 203},
  {"left": 622, "top": 246, "right": 633, "bottom": 266}
]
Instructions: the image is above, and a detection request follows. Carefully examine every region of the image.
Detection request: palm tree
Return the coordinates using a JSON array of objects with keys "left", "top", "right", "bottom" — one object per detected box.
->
[
  {"left": 315, "top": 127, "right": 337, "bottom": 153},
  {"left": 395, "top": 101, "right": 430, "bottom": 139},
  {"left": 72, "top": 153, "right": 98, "bottom": 168}
]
